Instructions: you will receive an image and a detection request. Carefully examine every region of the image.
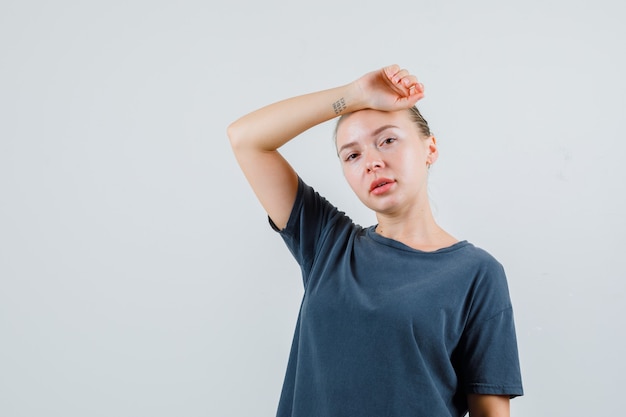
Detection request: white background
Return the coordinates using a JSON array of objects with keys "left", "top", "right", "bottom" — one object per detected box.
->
[{"left": 1, "top": 0, "right": 625, "bottom": 416}]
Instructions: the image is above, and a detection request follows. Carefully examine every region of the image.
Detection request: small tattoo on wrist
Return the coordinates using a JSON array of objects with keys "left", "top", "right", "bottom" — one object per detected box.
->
[{"left": 332, "top": 97, "right": 347, "bottom": 115}]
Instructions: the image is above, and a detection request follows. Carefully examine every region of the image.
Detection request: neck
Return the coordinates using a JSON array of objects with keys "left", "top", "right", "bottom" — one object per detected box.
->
[{"left": 375, "top": 206, "right": 457, "bottom": 252}]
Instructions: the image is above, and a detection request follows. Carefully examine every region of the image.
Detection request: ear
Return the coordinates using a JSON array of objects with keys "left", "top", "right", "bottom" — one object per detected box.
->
[{"left": 426, "top": 136, "right": 439, "bottom": 165}]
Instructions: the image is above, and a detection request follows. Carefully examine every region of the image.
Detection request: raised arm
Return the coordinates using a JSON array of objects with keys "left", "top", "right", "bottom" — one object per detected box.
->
[{"left": 226, "top": 64, "right": 423, "bottom": 230}]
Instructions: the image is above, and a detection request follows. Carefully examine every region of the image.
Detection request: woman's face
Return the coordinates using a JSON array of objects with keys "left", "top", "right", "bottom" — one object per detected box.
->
[{"left": 335, "top": 109, "right": 437, "bottom": 216}]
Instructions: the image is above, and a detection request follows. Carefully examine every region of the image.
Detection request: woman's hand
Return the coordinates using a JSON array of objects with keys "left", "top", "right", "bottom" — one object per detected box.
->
[{"left": 354, "top": 64, "right": 425, "bottom": 111}]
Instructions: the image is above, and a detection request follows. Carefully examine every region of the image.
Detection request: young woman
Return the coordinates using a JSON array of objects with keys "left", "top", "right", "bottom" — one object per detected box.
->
[{"left": 227, "top": 64, "right": 523, "bottom": 417}]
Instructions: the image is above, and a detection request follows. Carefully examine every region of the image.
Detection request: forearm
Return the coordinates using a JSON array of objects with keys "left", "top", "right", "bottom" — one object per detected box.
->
[
  {"left": 467, "top": 394, "right": 510, "bottom": 417},
  {"left": 227, "top": 82, "right": 364, "bottom": 152}
]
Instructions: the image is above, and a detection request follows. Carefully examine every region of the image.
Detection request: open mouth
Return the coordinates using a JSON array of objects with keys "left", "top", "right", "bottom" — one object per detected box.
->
[{"left": 370, "top": 178, "right": 394, "bottom": 193}]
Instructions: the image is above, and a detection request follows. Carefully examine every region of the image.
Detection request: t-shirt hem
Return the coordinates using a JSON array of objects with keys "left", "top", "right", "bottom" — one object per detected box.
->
[{"left": 467, "top": 382, "right": 524, "bottom": 398}]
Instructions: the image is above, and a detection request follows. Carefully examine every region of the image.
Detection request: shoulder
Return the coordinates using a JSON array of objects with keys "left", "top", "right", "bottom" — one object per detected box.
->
[
  {"left": 461, "top": 244, "right": 514, "bottom": 317},
  {"left": 277, "top": 176, "right": 358, "bottom": 250},
  {"left": 455, "top": 242, "right": 505, "bottom": 274},
  {"left": 449, "top": 242, "right": 511, "bottom": 303},
  {"left": 436, "top": 241, "right": 505, "bottom": 279}
]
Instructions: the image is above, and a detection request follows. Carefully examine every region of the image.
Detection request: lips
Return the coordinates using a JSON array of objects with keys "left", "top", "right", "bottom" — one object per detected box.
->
[{"left": 369, "top": 178, "right": 395, "bottom": 194}]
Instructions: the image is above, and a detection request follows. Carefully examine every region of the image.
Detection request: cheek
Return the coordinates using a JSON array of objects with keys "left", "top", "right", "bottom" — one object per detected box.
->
[
  {"left": 341, "top": 164, "right": 362, "bottom": 189},
  {"left": 402, "top": 149, "right": 425, "bottom": 168}
]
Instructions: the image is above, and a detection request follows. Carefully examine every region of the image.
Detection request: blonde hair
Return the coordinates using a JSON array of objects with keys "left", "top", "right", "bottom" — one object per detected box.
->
[{"left": 406, "top": 105, "right": 431, "bottom": 137}]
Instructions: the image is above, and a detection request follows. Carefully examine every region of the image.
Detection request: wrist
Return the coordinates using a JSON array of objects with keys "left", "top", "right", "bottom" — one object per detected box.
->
[{"left": 332, "top": 82, "right": 368, "bottom": 116}]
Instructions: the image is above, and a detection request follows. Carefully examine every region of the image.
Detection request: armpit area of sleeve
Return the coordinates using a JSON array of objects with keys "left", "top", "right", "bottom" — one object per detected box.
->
[
  {"left": 466, "top": 382, "right": 524, "bottom": 398},
  {"left": 268, "top": 215, "right": 283, "bottom": 232}
]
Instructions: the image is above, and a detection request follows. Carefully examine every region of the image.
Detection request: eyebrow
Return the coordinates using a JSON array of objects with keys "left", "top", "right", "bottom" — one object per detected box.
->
[
  {"left": 337, "top": 124, "right": 399, "bottom": 154},
  {"left": 372, "top": 124, "right": 399, "bottom": 136}
]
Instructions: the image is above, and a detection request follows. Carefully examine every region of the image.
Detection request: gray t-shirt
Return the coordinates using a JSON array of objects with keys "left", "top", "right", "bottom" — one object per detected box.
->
[{"left": 271, "top": 178, "right": 523, "bottom": 417}]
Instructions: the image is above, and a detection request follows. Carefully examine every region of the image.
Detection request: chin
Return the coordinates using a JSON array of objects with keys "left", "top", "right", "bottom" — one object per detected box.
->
[{"left": 369, "top": 200, "right": 400, "bottom": 215}]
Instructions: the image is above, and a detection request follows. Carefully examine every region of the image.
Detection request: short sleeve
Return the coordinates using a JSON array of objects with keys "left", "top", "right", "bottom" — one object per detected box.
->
[
  {"left": 268, "top": 177, "right": 350, "bottom": 288},
  {"left": 457, "top": 259, "right": 524, "bottom": 397},
  {"left": 460, "top": 307, "right": 524, "bottom": 397}
]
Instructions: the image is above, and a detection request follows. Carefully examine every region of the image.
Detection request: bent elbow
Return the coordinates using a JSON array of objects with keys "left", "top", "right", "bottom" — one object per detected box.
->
[{"left": 226, "top": 121, "right": 243, "bottom": 149}]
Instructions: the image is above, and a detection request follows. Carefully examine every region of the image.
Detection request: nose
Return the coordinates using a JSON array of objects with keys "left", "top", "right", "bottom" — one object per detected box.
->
[{"left": 365, "top": 151, "right": 384, "bottom": 172}]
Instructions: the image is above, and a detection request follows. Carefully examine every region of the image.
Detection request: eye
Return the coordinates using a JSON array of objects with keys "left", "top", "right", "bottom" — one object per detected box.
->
[
  {"left": 381, "top": 137, "right": 396, "bottom": 146},
  {"left": 345, "top": 152, "right": 359, "bottom": 161}
]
